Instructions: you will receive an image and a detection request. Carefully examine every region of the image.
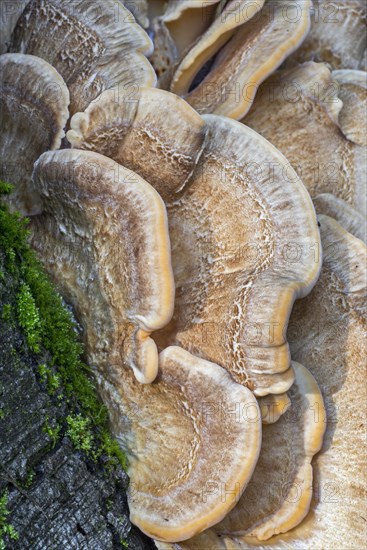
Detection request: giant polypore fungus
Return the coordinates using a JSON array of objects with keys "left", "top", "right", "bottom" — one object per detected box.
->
[
  {"left": 149, "top": 0, "right": 220, "bottom": 87},
  {"left": 243, "top": 61, "right": 367, "bottom": 216},
  {"left": 284, "top": 215, "right": 367, "bottom": 549},
  {"left": 160, "top": 0, "right": 220, "bottom": 55},
  {"left": 286, "top": 0, "right": 367, "bottom": 70},
  {"left": 192, "top": 216, "right": 367, "bottom": 550},
  {"left": 7, "top": 0, "right": 156, "bottom": 114},
  {"left": 30, "top": 149, "right": 175, "bottom": 384},
  {"left": 154, "top": 362, "right": 326, "bottom": 547},
  {"left": 169, "top": 0, "right": 265, "bottom": 97},
  {"left": 0, "top": 0, "right": 29, "bottom": 53},
  {"left": 215, "top": 362, "right": 326, "bottom": 540},
  {"left": 257, "top": 392, "right": 291, "bottom": 425},
  {"left": 67, "top": 88, "right": 321, "bottom": 397},
  {"left": 98, "top": 345, "right": 261, "bottom": 542},
  {"left": 183, "top": 0, "right": 312, "bottom": 119},
  {"left": 0, "top": 52, "right": 69, "bottom": 214},
  {"left": 314, "top": 194, "right": 367, "bottom": 244},
  {"left": 332, "top": 69, "right": 367, "bottom": 146},
  {"left": 122, "top": 0, "right": 149, "bottom": 29},
  {"left": 1, "top": 2, "right": 365, "bottom": 546},
  {"left": 215, "top": 217, "right": 366, "bottom": 549}
]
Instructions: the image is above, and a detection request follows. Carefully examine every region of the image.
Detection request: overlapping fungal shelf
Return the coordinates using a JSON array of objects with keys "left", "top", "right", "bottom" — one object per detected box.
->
[{"left": 0, "top": 0, "right": 366, "bottom": 547}]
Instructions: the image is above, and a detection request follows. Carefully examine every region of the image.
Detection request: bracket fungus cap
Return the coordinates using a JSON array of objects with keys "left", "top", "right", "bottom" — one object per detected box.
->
[
  {"left": 67, "top": 90, "right": 321, "bottom": 397},
  {"left": 30, "top": 148, "right": 175, "bottom": 384},
  {"left": 286, "top": 0, "right": 367, "bottom": 70},
  {"left": 153, "top": 363, "right": 326, "bottom": 547},
  {"left": 67, "top": 87, "right": 207, "bottom": 204},
  {"left": 0, "top": 52, "right": 69, "bottom": 215},
  {"left": 332, "top": 69, "right": 367, "bottom": 146},
  {"left": 216, "top": 361, "right": 326, "bottom": 540},
  {"left": 243, "top": 61, "right": 367, "bottom": 217},
  {"left": 98, "top": 345, "right": 262, "bottom": 542},
  {"left": 185, "top": 0, "right": 312, "bottom": 119},
  {"left": 9, "top": 0, "right": 156, "bottom": 114},
  {"left": 258, "top": 393, "right": 291, "bottom": 425},
  {"left": 170, "top": 0, "right": 266, "bottom": 97},
  {"left": 313, "top": 193, "right": 367, "bottom": 244}
]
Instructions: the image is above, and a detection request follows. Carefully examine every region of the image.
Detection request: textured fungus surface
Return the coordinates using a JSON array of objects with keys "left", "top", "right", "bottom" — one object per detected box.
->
[
  {"left": 287, "top": 0, "right": 367, "bottom": 70},
  {"left": 184, "top": 0, "right": 312, "bottom": 119},
  {"left": 30, "top": 149, "right": 174, "bottom": 384},
  {"left": 332, "top": 69, "right": 367, "bottom": 146},
  {"left": 169, "top": 0, "right": 266, "bottom": 97},
  {"left": 314, "top": 193, "right": 367, "bottom": 244},
  {"left": 68, "top": 89, "right": 321, "bottom": 397},
  {"left": 8, "top": 0, "right": 156, "bottom": 114},
  {"left": 243, "top": 62, "right": 367, "bottom": 216},
  {"left": 97, "top": 346, "right": 261, "bottom": 542},
  {"left": 215, "top": 363, "right": 326, "bottom": 540},
  {"left": 0, "top": 52, "right": 69, "bottom": 215}
]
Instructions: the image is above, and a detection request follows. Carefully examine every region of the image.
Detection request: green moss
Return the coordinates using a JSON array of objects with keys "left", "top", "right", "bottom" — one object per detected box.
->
[
  {"left": 1, "top": 304, "right": 11, "bottom": 321},
  {"left": 0, "top": 491, "right": 19, "bottom": 550},
  {"left": 0, "top": 182, "right": 126, "bottom": 469},
  {"left": 66, "top": 414, "right": 94, "bottom": 454},
  {"left": 43, "top": 416, "right": 61, "bottom": 450},
  {"left": 23, "top": 469, "right": 36, "bottom": 490},
  {"left": 17, "top": 283, "right": 42, "bottom": 352},
  {"left": 120, "top": 537, "right": 129, "bottom": 548},
  {"left": 37, "top": 364, "right": 61, "bottom": 396}
]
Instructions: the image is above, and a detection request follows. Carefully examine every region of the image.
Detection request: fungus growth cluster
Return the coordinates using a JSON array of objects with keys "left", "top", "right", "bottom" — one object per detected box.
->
[{"left": 0, "top": 0, "right": 366, "bottom": 548}]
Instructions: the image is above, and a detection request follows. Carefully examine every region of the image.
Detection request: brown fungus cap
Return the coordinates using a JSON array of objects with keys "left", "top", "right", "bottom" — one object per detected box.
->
[
  {"left": 286, "top": 0, "right": 367, "bottom": 70},
  {"left": 154, "top": 363, "right": 326, "bottom": 548},
  {"left": 314, "top": 193, "right": 367, "bottom": 244},
  {"left": 170, "top": 0, "right": 266, "bottom": 97},
  {"left": 185, "top": 0, "right": 312, "bottom": 119},
  {"left": 122, "top": 0, "right": 149, "bottom": 29},
  {"left": 8, "top": 0, "right": 156, "bottom": 115},
  {"left": 243, "top": 62, "right": 367, "bottom": 217},
  {"left": 215, "top": 362, "right": 326, "bottom": 540},
  {"left": 332, "top": 69, "right": 367, "bottom": 146},
  {"left": 68, "top": 91, "right": 321, "bottom": 396},
  {"left": 257, "top": 393, "right": 291, "bottom": 425},
  {"left": 162, "top": 0, "right": 220, "bottom": 54},
  {"left": 0, "top": 0, "right": 30, "bottom": 53},
  {"left": 67, "top": 87, "right": 207, "bottom": 203},
  {"left": 149, "top": 0, "right": 220, "bottom": 87},
  {"left": 30, "top": 149, "right": 174, "bottom": 384},
  {"left": 218, "top": 218, "right": 367, "bottom": 548},
  {"left": 0, "top": 53, "right": 69, "bottom": 215},
  {"left": 97, "top": 346, "right": 261, "bottom": 542}
]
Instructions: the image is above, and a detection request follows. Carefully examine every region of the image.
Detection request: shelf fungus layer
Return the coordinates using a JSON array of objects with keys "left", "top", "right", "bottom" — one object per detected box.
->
[
  {"left": 332, "top": 69, "right": 367, "bottom": 146},
  {"left": 215, "top": 362, "right": 326, "bottom": 540},
  {"left": 216, "top": 217, "right": 367, "bottom": 549},
  {"left": 184, "top": 0, "right": 312, "bottom": 119},
  {"left": 67, "top": 90, "right": 321, "bottom": 397},
  {"left": 149, "top": 0, "right": 219, "bottom": 87},
  {"left": 257, "top": 393, "right": 291, "bottom": 425},
  {"left": 314, "top": 194, "right": 367, "bottom": 244},
  {"left": 161, "top": 0, "right": 220, "bottom": 54},
  {"left": 154, "top": 363, "right": 326, "bottom": 548},
  {"left": 286, "top": 0, "right": 367, "bottom": 70},
  {"left": 243, "top": 62, "right": 367, "bottom": 217},
  {"left": 30, "top": 149, "right": 174, "bottom": 384},
  {"left": 8, "top": 0, "right": 156, "bottom": 115},
  {"left": 0, "top": 0, "right": 30, "bottom": 53},
  {"left": 97, "top": 346, "right": 262, "bottom": 542},
  {"left": 0, "top": 53, "right": 69, "bottom": 215},
  {"left": 169, "top": 0, "right": 266, "bottom": 97}
]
